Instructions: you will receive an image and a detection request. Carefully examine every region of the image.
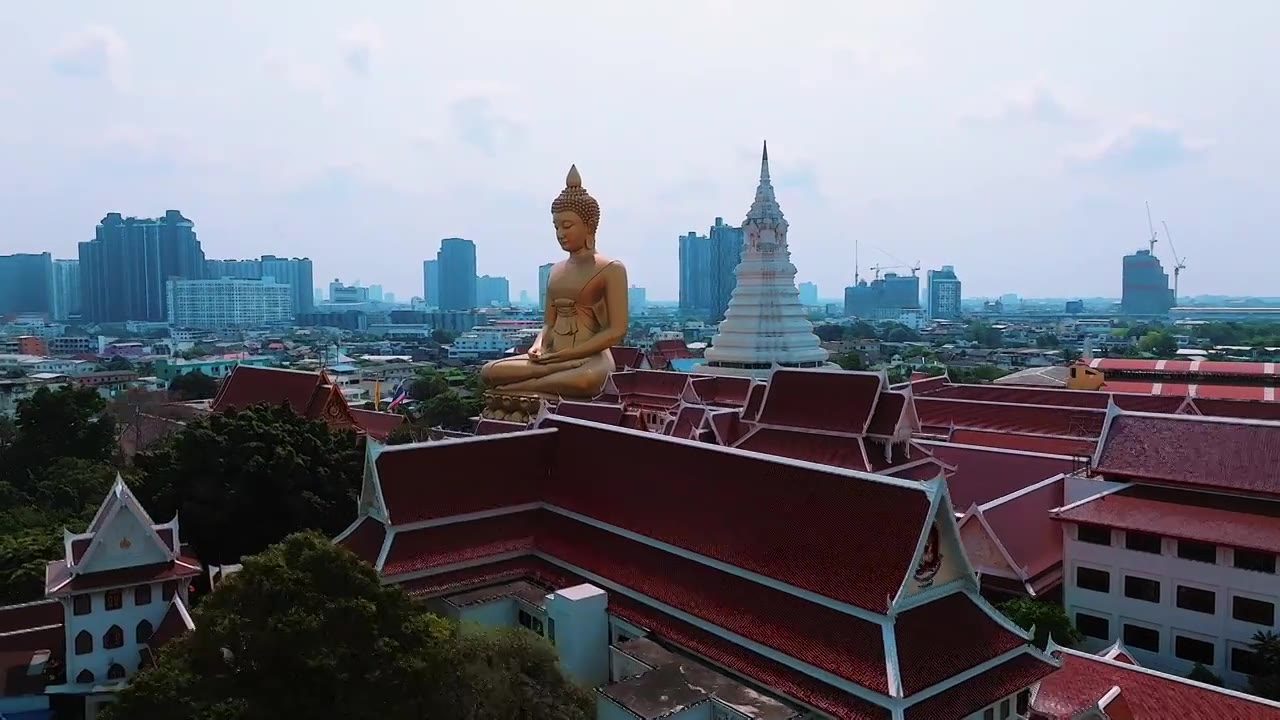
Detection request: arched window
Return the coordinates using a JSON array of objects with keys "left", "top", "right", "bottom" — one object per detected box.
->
[
  {"left": 134, "top": 584, "right": 152, "bottom": 606},
  {"left": 74, "top": 630, "right": 93, "bottom": 655},
  {"left": 136, "top": 619, "right": 154, "bottom": 644},
  {"left": 107, "top": 663, "right": 126, "bottom": 680},
  {"left": 76, "top": 668, "right": 94, "bottom": 684},
  {"left": 103, "top": 625, "right": 123, "bottom": 649}
]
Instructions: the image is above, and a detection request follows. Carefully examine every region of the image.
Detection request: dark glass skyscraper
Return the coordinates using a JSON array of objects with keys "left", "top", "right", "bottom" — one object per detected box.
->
[
  {"left": 437, "top": 238, "right": 477, "bottom": 311},
  {"left": 678, "top": 230, "right": 712, "bottom": 312},
  {"left": 79, "top": 211, "right": 205, "bottom": 322},
  {"left": 1121, "top": 250, "right": 1174, "bottom": 315},
  {"left": 708, "top": 217, "right": 744, "bottom": 323},
  {"left": 0, "top": 253, "right": 54, "bottom": 316},
  {"left": 261, "top": 255, "right": 315, "bottom": 315}
]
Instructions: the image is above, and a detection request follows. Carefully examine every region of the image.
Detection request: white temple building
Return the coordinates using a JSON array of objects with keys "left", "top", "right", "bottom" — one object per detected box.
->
[{"left": 695, "top": 142, "right": 837, "bottom": 379}]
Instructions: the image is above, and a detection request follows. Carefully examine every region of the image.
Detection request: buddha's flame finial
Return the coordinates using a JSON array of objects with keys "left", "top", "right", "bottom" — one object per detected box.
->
[
  {"left": 566, "top": 164, "right": 582, "bottom": 188},
  {"left": 760, "top": 140, "right": 771, "bottom": 183}
]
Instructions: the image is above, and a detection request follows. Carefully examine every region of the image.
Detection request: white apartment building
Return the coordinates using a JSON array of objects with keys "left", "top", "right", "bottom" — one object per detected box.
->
[
  {"left": 448, "top": 321, "right": 540, "bottom": 361},
  {"left": 1055, "top": 410, "right": 1280, "bottom": 689},
  {"left": 166, "top": 278, "right": 292, "bottom": 330}
]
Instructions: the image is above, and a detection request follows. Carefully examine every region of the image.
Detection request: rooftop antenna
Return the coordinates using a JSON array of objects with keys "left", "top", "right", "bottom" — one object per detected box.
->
[
  {"left": 1162, "top": 220, "right": 1188, "bottom": 303},
  {"left": 1145, "top": 201, "right": 1159, "bottom": 255}
]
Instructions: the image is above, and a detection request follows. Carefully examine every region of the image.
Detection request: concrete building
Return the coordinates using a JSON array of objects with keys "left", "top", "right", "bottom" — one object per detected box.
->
[
  {"left": 79, "top": 211, "right": 204, "bottom": 323},
  {"left": 167, "top": 278, "right": 292, "bottom": 330},
  {"left": 437, "top": 238, "right": 477, "bottom": 312},
  {"left": 51, "top": 259, "right": 81, "bottom": 320},
  {"left": 204, "top": 258, "right": 261, "bottom": 279},
  {"left": 423, "top": 259, "right": 440, "bottom": 307},
  {"left": 845, "top": 272, "right": 921, "bottom": 320},
  {"left": 538, "top": 263, "right": 554, "bottom": 309},
  {"left": 328, "top": 280, "right": 369, "bottom": 303},
  {"left": 627, "top": 286, "right": 647, "bottom": 314},
  {"left": 708, "top": 217, "right": 744, "bottom": 323},
  {"left": 696, "top": 144, "right": 834, "bottom": 378},
  {"left": 1121, "top": 249, "right": 1174, "bottom": 316},
  {"left": 476, "top": 275, "right": 510, "bottom": 307},
  {"left": 927, "top": 265, "right": 962, "bottom": 320},
  {"left": 368, "top": 284, "right": 384, "bottom": 302},
  {"left": 0, "top": 253, "right": 53, "bottom": 316},
  {"left": 204, "top": 257, "right": 313, "bottom": 317},
  {"left": 677, "top": 231, "right": 711, "bottom": 313},
  {"left": 798, "top": 281, "right": 818, "bottom": 307},
  {"left": 448, "top": 321, "right": 540, "bottom": 361}
]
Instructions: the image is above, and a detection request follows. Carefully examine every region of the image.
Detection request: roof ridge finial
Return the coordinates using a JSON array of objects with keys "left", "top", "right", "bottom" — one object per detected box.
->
[{"left": 760, "top": 140, "right": 770, "bottom": 182}]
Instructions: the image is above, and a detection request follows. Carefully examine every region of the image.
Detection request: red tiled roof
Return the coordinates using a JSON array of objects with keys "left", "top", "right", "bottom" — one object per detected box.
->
[
  {"left": 980, "top": 477, "right": 1065, "bottom": 584},
  {"left": 915, "top": 397, "right": 1105, "bottom": 439},
  {"left": 925, "top": 383, "right": 1186, "bottom": 414},
  {"left": 894, "top": 591, "right": 1027, "bottom": 694},
  {"left": 945, "top": 429, "right": 1096, "bottom": 457},
  {"left": 473, "top": 418, "right": 527, "bottom": 435},
  {"left": 553, "top": 400, "right": 626, "bottom": 425},
  {"left": 610, "top": 346, "right": 647, "bottom": 371},
  {"left": 684, "top": 376, "right": 755, "bottom": 408},
  {"left": 539, "top": 417, "right": 932, "bottom": 612},
  {"left": 0, "top": 601, "right": 61, "bottom": 644},
  {"left": 1094, "top": 413, "right": 1280, "bottom": 497},
  {"left": 374, "top": 431, "right": 555, "bottom": 524},
  {"left": 742, "top": 382, "right": 767, "bottom": 422},
  {"left": 1034, "top": 648, "right": 1280, "bottom": 719},
  {"left": 609, "top": 370, "right": 690, "bottom": 400},
  {"left": 349, "top": 408, "right": 405, "bottom": 440},
  {"left": 899, "top": 374, "right": 950, "bottom": 395},
  {"left": 923, "top": 442, "right": 1075, "bottom": 510},
  {"left": 668, "top": 405, "right": 708, "bottom": 440},
  {"left": 1090, "top": 357, "right": 1277, "bottom": 378},
  {"left": 336, "top": 517, "right": 387, "bottom": 565},
  {"left": 865, "top": 391, "right": 908, "bottom": 437},
  {"left": 118, "top": 413, "right": 185, "bottom": 459},
  {"left": 210, "top": 365, "right": 324, "bottom": 415},
  {"left": 1053, "top": 490, "right": 1280, "bottom": 555},
  {"left": 885, "top": 460, "right": 949, "bottom": 481},
  {"left": 735, "top": 427, "right": 868, "bottom": 472},
  {"left": 706, "top": 410, "right": 748, "bottom": 446},
  {"left": 1191, "top": 397, "right": 1280, "bottom": 421},
  {"left": 381, "top": 512, "right": 538, "bottom": 576},
  {"left": 147, "top": 597, "right": 194, "bottom": 651},
  {"left": 903, "top": 653, "right": 1055, "bottom": 720},
  {"left": 756, "top": 370, "right": 883, "bottom": 435},
  {"left": 45, "top": 557, "right": 202, "bottom": 596}
]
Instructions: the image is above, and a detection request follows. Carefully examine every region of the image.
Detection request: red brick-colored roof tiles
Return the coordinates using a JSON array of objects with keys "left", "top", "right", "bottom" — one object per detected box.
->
[
  {"left": 865, "top": 391, "right": 909, "bottom": 437},
  {"left": 755, "top": 370, "right": 883, "bottom": 435},
  {"left": 374, "top": 431, "right": 554, "bottom": 525},
  {"left": 538, "top": 417, "right": 932, "bottom": 613},
  {"left": 1033, "top": 648, "right": 1280, "bottom": 719},
  {"left": 735, "top": 427, "right": 869, "bottom": 472},
  {"left": 742, "top": 382, "right": 767, "bottom": 421},
  {"left": 1053, "top": 489, "right": 1280, "bottom": 555},
  {"left": 706, "top": 410, "right": 748, "bottom": 446},
  {"left": 45, "top": 556, "right": 201, "bottom": 596},
  {"left": 552, "top": 400, "right": 627, "bottom": 426},
  {"left": 336, "top": 517, "right": 387, "bottom": 566},
  {"left": 902, "top": 653, "right": 1055, "bottom": 720},
  {"left": 211, "top": 365, "right": 324, "bottom": 415},
  {"left": 381, "top": 512, "right": 539, "bottom": 577},
  {"left": 925, "top": 383, "right": 1187, "bottom": 414},
  {"left": 980, "top": 476, "right": 1065, "bottom": 586},
  {"left": 894, "top": 591, "right": 1028, "bottom": 694},
  {"left": 147, "top": 596, "right": 194, "bottom": 651},
  {"left": 895, "top": 374, "right": 950, "bottom": 395},
  {"left": 0, "top": 601, "right": 61, "bottom": 642},
  {"left": 1094, "top": 412, "right": 1280, "bottom": 496},
  {"left": 473, "top": 418, "right": 528, "bottom": 436},
  {"left": 684, "top": 376, "right": 755, "bottom": 408},
  {"left": 915, "top": 397, "right": 1105, "bottom": 439},
  {"left": 610, "top": 346, "right": 647, "bottom": 371},
  {"left": 922, "top": 442, "right": 1075, "bottom": 510},
  {"left": 1191, "top": 397, "right": 1280, "bottom": 421},
  {"left": 667, "top": 405, "right": 709, "bottom": 440},
  {"left": 349, "top": 408, "right": 405, "bottom": 441},
  {"left": 945, "top": 429, "right": 1096, "bottom": 457},
  {"left": 648, "top": 339, "right": 694, "bottom": 370}
]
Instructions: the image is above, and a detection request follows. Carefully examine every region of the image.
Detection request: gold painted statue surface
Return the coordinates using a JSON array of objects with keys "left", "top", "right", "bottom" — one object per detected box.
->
[{"left": 480, "top": 165, "right": 629, "bottom": 398}]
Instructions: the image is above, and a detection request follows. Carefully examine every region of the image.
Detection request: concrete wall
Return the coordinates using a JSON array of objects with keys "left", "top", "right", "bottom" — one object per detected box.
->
[{"left": 63, "top": 583, "right": 188, "bottom": 684}]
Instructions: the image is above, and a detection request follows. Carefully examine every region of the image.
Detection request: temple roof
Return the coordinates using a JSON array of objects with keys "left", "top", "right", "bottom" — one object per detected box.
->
[
  {"left": 211, "top": 364, "right": 401, "bottom": 438},
  {"left": 745, "top": 141, "right": 787, "bottom": 227}
]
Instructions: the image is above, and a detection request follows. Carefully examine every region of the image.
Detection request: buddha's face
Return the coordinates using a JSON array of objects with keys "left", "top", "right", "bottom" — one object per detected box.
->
[{"left": 553, "top": 211, "right": 593, "bottom": 252}]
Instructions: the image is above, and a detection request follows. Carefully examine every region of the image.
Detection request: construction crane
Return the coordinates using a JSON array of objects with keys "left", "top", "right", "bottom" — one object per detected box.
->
[
  {"left": 1145, "top": 201, "right": 1159, "bottom": 254},
  {"left": 1161, "top": 220, "right": 1187, "bottom": 303},
  {"left": 869, "top": 262, "right": 922, "bottom": 281}
]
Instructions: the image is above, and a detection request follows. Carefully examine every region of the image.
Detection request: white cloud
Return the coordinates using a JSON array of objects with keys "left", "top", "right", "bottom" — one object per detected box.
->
[
  {"left": 1067, "top": 120, "right": 1212, "bottom": 173},
  {"left": 965, "top": 85, "right": 1087, "bottom": 127},
  {"left": 340, "top": 21, "right": 383, "bottom": 76},
  {"left": 48, "top": 25, "right": 127, "bottom": 86},
  {"left": 262, "top": 50, "right": 334, "bottom": 104}
]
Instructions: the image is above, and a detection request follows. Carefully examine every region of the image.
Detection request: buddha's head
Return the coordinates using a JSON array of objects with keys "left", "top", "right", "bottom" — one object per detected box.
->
[{"left": 551, "top": 165, "right": 600, "bottom": 252}]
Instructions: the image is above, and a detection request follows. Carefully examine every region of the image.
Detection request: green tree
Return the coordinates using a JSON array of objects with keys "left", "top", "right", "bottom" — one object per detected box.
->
[
  {"left": 0, "top": 527, "right": 62, "bottom": 605},
  {"left": 431, "top": 329, "right": 456, "bottom": 345},
  {"left": 101, "top": 356, "right": 134, "bottom": 372},
  {"left": 846, "top": 321, "right": 878, "bottom": 340},
  {"left": 1138, "top": 331, "right": 1179, "bottom": 357},
  {"left": 1186, "top": 663, "right": 1224, "bottom": 687},
  {"left": 998, "top": 597, "right": 1082, "bottom": 649},
  {"left": 835, "top": 352, "right": 865, "bottom": 371},
  {"left": 131, "top": 405, "right": 363, "bottom": 566},
  {"left": 967, "top": 323, "right": 1004, "bottom": 348},
  {"left": 1248, "top": 631, "right": 1280, "bottom": 700},
  {"left": 886, "top": 327, "right": 920, "bottom": 343},
  {"left": 104, "top": 533, "right": 592, "bottom": 720},
  {"left": 814, "top": 325, "right": 844, "bottom": 343},
  {"left": 409, "top": 370, "right": 450, "bottom": 402},
  {"left": 423, "top": 393, "right": 472, "bottom": 431},
  {"left": 2, "top": 386, "right": 115, "bottom": 485},
  {"left": 1036, "top": 333, "right": 1060, "bottom": 349},
  {"left": 169, "top": 370, "right": 219, "bottom": 401}
]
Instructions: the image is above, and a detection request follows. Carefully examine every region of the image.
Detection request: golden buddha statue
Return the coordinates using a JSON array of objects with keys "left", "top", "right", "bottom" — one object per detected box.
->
[{"left": 480, "top": 165, "right": 628, "bottom": 400}]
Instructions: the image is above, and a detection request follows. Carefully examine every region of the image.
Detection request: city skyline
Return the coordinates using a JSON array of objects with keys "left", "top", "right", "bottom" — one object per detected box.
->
[{"left": 2, "top": 3, "right": 1276, "bottom": 301}]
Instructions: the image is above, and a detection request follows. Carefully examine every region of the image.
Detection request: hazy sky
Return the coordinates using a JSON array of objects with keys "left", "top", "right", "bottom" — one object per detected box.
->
[{"left": 3, "top": 2, "right": 1277, "bottom": 301}]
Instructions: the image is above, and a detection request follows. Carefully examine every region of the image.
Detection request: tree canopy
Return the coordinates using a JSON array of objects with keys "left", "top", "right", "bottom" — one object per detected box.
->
[
  {"left": 104, "top": 533, "right": 593, "bottom": 720},
  {"left": 131, "top": 404, "right": 363, "bottom": 566},
  {"left": 169, "top": 369, "right": 220, "bottom": 401},
  {"left": 998, "top": 597, "right": 1081, "bottom": 650},
  {"left": 1, "top": 385, "right": 116, "bottom": 485}
]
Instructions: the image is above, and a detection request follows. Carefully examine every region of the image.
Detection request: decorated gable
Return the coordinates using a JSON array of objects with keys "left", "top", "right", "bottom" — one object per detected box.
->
[
  {"left": 70, "top": 475, "right": 175, "bottom": 574},
  {"left": 900, "top": 493, "right": 973, "bottom": 600}
]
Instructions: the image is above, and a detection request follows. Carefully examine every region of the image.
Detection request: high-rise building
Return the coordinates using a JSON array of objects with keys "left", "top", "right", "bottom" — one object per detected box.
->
[
  {"left": 844, "top": 272, "right": 920, "bottom": 319},
  {"left": 708, "top": 217, "right": 744, "bottom": 323},
  {"left": 329, "top": 280, "right": 369, "bottom": 303},
  {"left": 628, "top": 286, "right": 647, "bottom": 314},
  {"left": 369, "top": 284, "right": 384, "bottom": 302},
  {"left": 697, "top": 143, "right": 834, "bottom": 378},
  {"left": 437, "top": 238, "right": 476, "bottom": 311},
  {"left": 927, "top": 265, "right": 962, "bottom": 319},
  {"left": 0, "top": 252, "right": 54, "bottom": 316},
  {"left": 477, "top": 275, "right": 510, "bottom": 307},
  {"left": 384, "top": 292, "right": 396, "bottom": 304},
  {"left": 259, "top": 255, "right": 314, "bottom": 315},
  {"left": 205, "top": 259, "right": 261, "bottom": 279},
  {"left": 678, "top": 231, "right": 712, "bottom": 312},
  {"left": 79, "top": 211, "right": 204, "bottom": 322},
  {"left": 51, "top": 259, "right": 81, "bottom": 320},
  {"left": 1121, "top": 250, "right": 1174, "bottom": 315},
  {"left": 167, "top": 278, "right": 292, "bottom": 330},
  {"left": 538, "top": 263, "right": 554, "bottom": 308},
  {"left": 798, "top": 282, "right": 818, "bottom": 306},
  {"left": 423, "top": 259, "right": 440, "bottom": 307}
]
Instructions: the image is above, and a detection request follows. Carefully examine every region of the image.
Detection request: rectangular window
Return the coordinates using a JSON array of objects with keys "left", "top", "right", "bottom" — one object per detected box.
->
[
  {"left": 1234, "top": 549, "right": 1277, "bottom": 574},
  {"left": 1077, "top": 524, "right": 1112, "bottom": 546},
  {"left": 1233, "top": 647, "right": 1261, "bottom": 676},
  {"left": 1076, "top": 566, "right": 1111, "bottom": 593},
  {"left": 104, "top": 589, "right": 123, "bottom": 611},
  {"left": 1232, "top": 596, "right": 1276, "bottom": 626},
  {"left": 134, "top": 584, "right": 152, "bottom": 606},
  {"left": 518, "top": 610, "right": 533, "bottom": 629},
  {"left": 1076, "top": 612, "right": 1109, "bottom": 640},
  {"left": 1177, "top": 539, "right": 1217, "bottom": 564},
  {"left": 1124, "top": 576, "right": 1161, "bottom": 604},
  {"left": 72, "top": 594, "right": 91, "bottom": 616},
  {"left": 1125, "top": 531, "right": 1162, "bottom": 555},
  {"left": 983, "top": 710, "right": 994, "bottom": 720},
  {"left": 1176, "top": 585, "right": 1216, "bottom": 615},
  {"left": 1000, "top": 698, "right": 1010, "bottom": 719},
  {"left": 547, "top": 617, "right": 556, "bottom": 646},
  {"left": 1123, "top": 623, "right": 1160, "bottom": 653},
  {"left": 1016, "top": 690, "right": 1030, "bottom": 715},
  {"left": 1175, "top": 636, "right": 1215, "bottom": 665}
]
